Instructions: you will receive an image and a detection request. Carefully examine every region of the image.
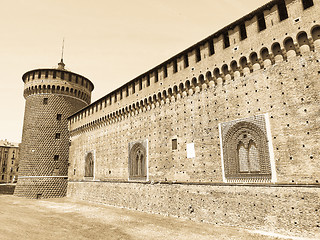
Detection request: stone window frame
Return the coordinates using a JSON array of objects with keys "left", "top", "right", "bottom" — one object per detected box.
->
[
  {"left": 219, "top": 114, "right": 277, "bottom": 183},
  {"left": 128, "top": 140, "right": 148, "bottom": 181},
  {"left": 84, "top": 150, "right": 95, "bottom": 180}
]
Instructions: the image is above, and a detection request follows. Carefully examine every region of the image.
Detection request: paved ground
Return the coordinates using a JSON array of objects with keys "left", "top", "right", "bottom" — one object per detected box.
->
[{"left": 0, "top": 195, "right": 313, "bottom": 240}]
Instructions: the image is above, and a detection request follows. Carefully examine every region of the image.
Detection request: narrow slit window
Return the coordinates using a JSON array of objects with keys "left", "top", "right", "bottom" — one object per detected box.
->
[
  {"left": 173, "top": 59, "right": 178, "bottom": 73},
  {"left": 209, "top": 40, "right": 215, "bottom": 55},
  {"left": 239, "top": 23, "right": 247, "bottom": 40},
  {"left": 53, "top": 71, "right": 56, "bottom": 79},
  {"left": 257, "top": 12, "right": 266, "bottom": 31},
  {"left": 146, "top": 75, "right": 150, "bottom": 86},
  {"left": 163, "top": 65, "right": 168, "bottom": 78},
  {"left": 302, "top": 0, "right": 313, "bottom": 9},
  {"left": 172, "top": 139, "right": 177, "bottom": 150},
  {"left": 132, "top": 82, "right": 135, "bottom": 94},
  {"left": 120, "top": 89, "right": 123, "bottom": 100},
  {"left": 278, "top": 0, "right": 289, "bottom": 21},
  {"left": 38, "top": 71, "right": 41, "bottom": 78},
  {"left": 195, "top": 47, "right": 201, "bottom": 62},
  {"left": 45, "top": 71, "right": 48, "bottom": 78},
  {"left": 184, "top": 54, "right": 189, "bottom": 68},
  {"left": 223, "top": 32, "right": 230, "bottom": 48},
  {"left": 154, "top": 71, "right": 159, "bottom": 83},
  {"left": 61, "top": 72, "right": 64, "bottom": 80},
  {"left": 126, "top": 85, "right": 129, "bottom": 97},
  {"left": 139, "top": 79, "right": 142, "bottom": 90}
]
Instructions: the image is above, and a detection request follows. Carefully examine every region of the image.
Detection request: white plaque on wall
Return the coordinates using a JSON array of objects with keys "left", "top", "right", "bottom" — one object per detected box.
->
[{"left": 187, "top": 143, "right": 195, "bottom": 158}]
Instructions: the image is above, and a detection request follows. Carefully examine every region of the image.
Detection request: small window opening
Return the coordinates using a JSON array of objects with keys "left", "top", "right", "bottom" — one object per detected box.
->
[
  {"left": 209, "top": 40, "right": 215, "bottom": 55},
  {"left": 302, "top": 0, "right": 313, "bottom": 9},
  {"left": 173, "top": 59, "right": 178, "bottom": 73},
  {"left": 38, "top": 71, "right": 41, "bottom": 78},
  {"left": 195, "top": 47, "right": 201, "bottom": 62},
  {"left": 172, "top": 139, "right": 177, "bottom": 150},
  {"left": 239, "top": 23, "right": 247, "bottom": 40},
  {"left": 278, "top": 0, "right": 289, "bottom": 21},
  {"left": 61, "top": 72, "right": 64, "bottom": 80},
  {"left": 223, "top": 32, "right": 230, "bottom": 48},
  {"left": 146, "top": 75, "right": 150, "bottom": 86},
  {"left": 154, "top": 71, "right": 159, "bottom": 83},
  {"left": 126, "top": 85, "right": 129, "bottom": 97},
  {"left": 54, "top": 155, "right": 59, "bottom": 161},
  {"left": 139, "top": 79, "right": 142, "bottom": 90},
  {"left": 120, "top": 90, "right": 123, "bottom": 100},
  {"left": 163, "top": 65, "right": 168, "bottom": 78},
  {"left": 68, "top": 73, "right": 72, "bottom": 81},
  {"left": 43, "top": 98, "right": 48, "bottom": 105},
  {"left": 45, "top": 71, "right": 48, "bottom": 78},
  {"left": 53, "top": 71, "right": 56, "bottom": 79},
  {"left": 132, "top": 82, "right": 135, "bottom": 94},
  {"left": 55, "top": 133, "right": 61, "bottom": 139},
  {"left": 57, "top": 114, "right": 62, "bottom": 120},
  {"left": 257, "top": 12, "right": 266, "bottom": 31},
  {"left": 184, "top": 54, "right": 189, "bottom": 68}
]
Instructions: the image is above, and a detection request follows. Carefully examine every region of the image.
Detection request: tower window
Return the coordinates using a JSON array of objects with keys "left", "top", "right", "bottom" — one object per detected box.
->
[
  {"left": 61, "top": 72, "right": 64, "bottom": 80},
  {"left": 43, "top": 98, "right": 48, "bottom": 105},
  {"left": 53, "top": 71, "right": 56, "bottom": 79},
  {"left": 172, "top": 139, "right": 177, "bottom": 150},
  {"left": 132, "top": 82, "right": 135, "bottom": 94},
  {"left": 38, "top": 71, "right": 41, "bottom": 78},
  {"left": 257, "top": 12, "right": 266, "bottom": 31},
  {"left": 154, "top": 71, "right": 158, "bottom": 83},
  {"left": 146, "top": 75, "right": 150, "bottom": 87},
  {"left": 223, "top": 32, "right": 230, "bottom": 48},
  {"left": 195, "top": 47, "right": 201, "bottom": 62},
  {"left": 126, "top": 85, "right": 129, "bottom": 97},
  {"left": 163, "top": 65, "right": 168, "bottom": 78},
  {"left": 173, "top": 59, "right": 178, "bottom": 73},
  {"left": 57, "top": 114, "right": 62, "bottom": 120},
  {"left": 68, "top": 73, "right": 72, "bottom": 81},
  {"left": 54, "top": 155, "right": 59, "bottom": 161},
  {"left": 302, "top": 0, "right": 313, "bottom": 9},
  {"left": 55, "top": 133, "right": 61, "bottom": 139},
  {"left": 239, "top": 23, "right": 247, "bottom": 40},
  {"left": 278, "top": 0, "right": 289, "bottom": 21},
  {"left": 209, "top": 39, "right": 215, "bottom": 56},
  {"left": 139, "top": 79, "right": 142, "bottom": 90},
  {"left": 184, "top": 54, "right": 189, "bottom": 68},
  {"left": 45, "top": 71, "right": 48, "bottom": 78}
]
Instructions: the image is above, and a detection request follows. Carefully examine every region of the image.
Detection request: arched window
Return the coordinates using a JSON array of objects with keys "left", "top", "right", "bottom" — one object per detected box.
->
[
  {"left": 129, "top": 141, "right": 147, "bottom": 180},
  {"left": 220, "top": 115, "right": 272, "bottom": 182},
  {"left": 84, "top": 152, "right": 94, "bottom": 177}
]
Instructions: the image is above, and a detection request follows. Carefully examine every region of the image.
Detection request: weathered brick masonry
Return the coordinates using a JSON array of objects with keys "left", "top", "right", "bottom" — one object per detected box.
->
[
  {"left": 13, "top": 0, "right": 317, "bottom": 237},
  {"left": 67, "top": 0, "right": 320, "bottom": 237}
]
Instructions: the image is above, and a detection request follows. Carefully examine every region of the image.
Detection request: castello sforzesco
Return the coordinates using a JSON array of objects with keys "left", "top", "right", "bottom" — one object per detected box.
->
[{"left": 15, "top": 0, "right": 320, "bottom": 238}]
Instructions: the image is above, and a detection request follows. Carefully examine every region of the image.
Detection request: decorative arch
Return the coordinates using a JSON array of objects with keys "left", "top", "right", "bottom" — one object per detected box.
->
[
  {"left": 129, "top": 140, "right": 147, "bottom": 180},
  {"left": 283, "top": 37, "right": 295, "bottom": 51},
  {"left": 271, "top": 42, "right": 282, "bottom": 56},
  {"left": 220, "top": 116, "right": 272, "bottom": 182},
  {"left": 297, "top": 31, "right": 310, "bottom": 47},
  {"left": 311, "top": 25, "right": 320, "bottom": 41},
  {"left": 260, "top": 47, "right": 270, "bottom": 60},
  {"left": 84, "top": 151, "right": 94, "bottom": 178}
]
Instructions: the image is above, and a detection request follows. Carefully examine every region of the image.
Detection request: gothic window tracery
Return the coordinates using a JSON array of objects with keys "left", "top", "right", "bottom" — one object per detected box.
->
[
  {"left": 85, "top": 151, "right": 94, "bottom": 177},
  {"left": 129, "top": 141, "right": 147, "bottom": 180},
  {"left": 221, "top": 117, "right": 272, "bottom": 182}
]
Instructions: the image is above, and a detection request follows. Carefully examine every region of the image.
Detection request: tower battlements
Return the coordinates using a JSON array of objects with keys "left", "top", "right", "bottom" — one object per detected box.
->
[{"left": 22, "top": 65, "right": 94, "bottom": 105}]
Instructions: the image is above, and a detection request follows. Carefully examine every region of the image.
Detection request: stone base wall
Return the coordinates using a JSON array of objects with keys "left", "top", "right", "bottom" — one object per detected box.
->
[
  {"left": 14, "top": 177, "right": 67, "bottom": 198},
  {"left": 68, "top": 181, "right": 320, "bottom": 238},
  {"left": 0, "top": 184, "right": 15, "bottom": 195}
]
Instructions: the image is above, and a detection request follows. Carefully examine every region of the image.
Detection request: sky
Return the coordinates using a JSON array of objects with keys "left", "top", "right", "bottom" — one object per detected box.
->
[{"left": 0, "top": 0, "right": 270, "bottom": 143}]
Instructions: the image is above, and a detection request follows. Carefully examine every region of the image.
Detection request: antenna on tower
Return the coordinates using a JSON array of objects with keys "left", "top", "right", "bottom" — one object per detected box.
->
[
  {"left": 61, "top": 38, "right": 65, "bottom": 62},
  {"left": 58, "top": 38, "right": 66, "bottom": 70}
]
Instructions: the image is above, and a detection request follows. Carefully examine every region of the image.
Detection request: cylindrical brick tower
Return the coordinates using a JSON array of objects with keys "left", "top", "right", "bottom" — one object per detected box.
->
[{"left": 14, "top": 60, "right": 94, "bottom": 198}]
